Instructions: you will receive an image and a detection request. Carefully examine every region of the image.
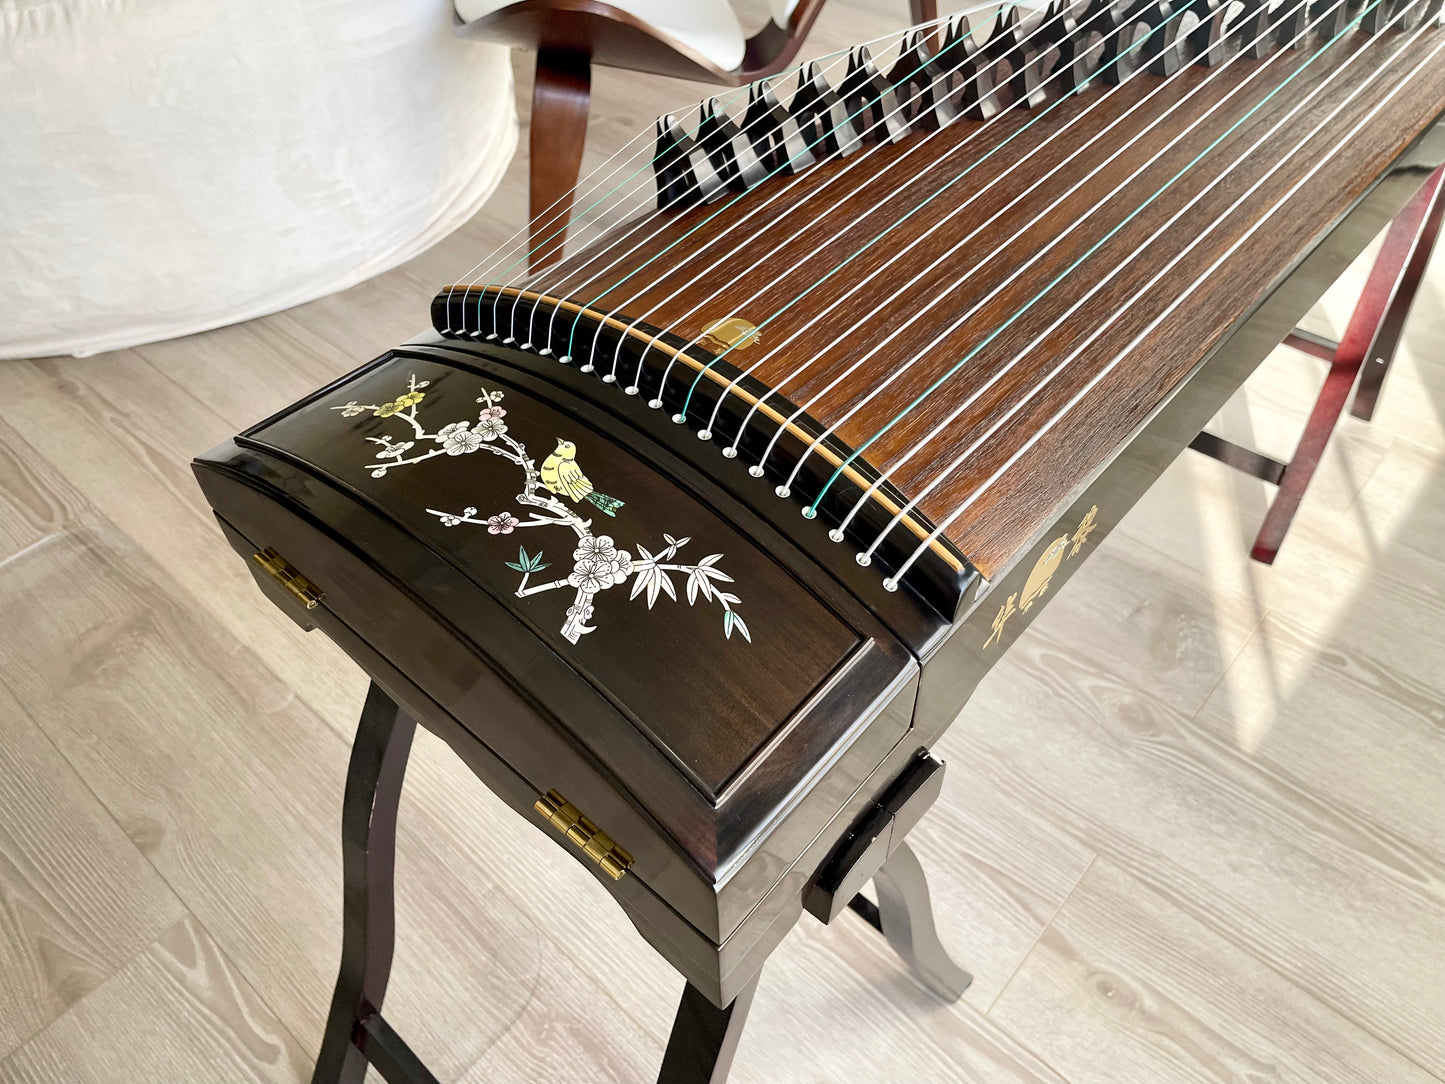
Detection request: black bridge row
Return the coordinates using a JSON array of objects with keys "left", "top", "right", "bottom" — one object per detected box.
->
[{"left": 653, "top": 0, "right": 1440, "bottom": 210}]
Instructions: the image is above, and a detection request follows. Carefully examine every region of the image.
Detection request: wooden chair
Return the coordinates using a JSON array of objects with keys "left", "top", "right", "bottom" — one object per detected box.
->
[{"left": 454, "top": 0, "right": 939, "bottom": 267}]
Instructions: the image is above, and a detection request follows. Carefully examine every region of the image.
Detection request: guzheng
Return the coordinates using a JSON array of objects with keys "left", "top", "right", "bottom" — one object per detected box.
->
[{"left": 195, "top": 0, "right": 1445, "bottom": 1040}]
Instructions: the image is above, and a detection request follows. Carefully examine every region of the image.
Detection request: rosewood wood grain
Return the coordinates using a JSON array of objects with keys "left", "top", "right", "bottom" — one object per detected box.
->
[{"left": 471, "top": 18, "right": 1445, "bottom": 581}]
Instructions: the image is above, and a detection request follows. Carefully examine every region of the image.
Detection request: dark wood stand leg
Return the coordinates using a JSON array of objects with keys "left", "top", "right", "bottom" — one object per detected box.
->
[
  {"left": 529, "top": 48, "right": 592, "bottom": 271},
  {"left": 311, "top": 682, "right": 432, "bottom": 1084},
  {"left": 656, "top": 976, "right": 761, "bottom": 1084},
  {"left": 310, "top": 690, "right": 961, "bottom": 1083},
  {"left": 847, "top": 840, "right": 972, "bottom": 1002}
]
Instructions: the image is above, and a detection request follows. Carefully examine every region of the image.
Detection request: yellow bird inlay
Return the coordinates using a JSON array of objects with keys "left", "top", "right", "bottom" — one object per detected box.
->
[{"left": 540, "top": 439, "right": 625, "bottom": 517}]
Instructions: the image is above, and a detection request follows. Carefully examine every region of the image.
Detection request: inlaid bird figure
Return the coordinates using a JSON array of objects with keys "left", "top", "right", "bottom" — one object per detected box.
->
[{"left": 540, "top": 439, "right": 625, "bottom": 516}]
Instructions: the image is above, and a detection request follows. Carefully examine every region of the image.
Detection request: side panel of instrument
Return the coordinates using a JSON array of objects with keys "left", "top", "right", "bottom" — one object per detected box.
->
[{"left": 913, "top": 124, "right": 1445, "bottom": 742}]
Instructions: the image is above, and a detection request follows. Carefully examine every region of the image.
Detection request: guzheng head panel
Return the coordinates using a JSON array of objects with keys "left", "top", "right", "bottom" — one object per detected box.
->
[
  {"left": 194, "top": 347, "right": 920, "bottom": 948},
  {"left": 243, "top": 353, "right": 860, "bottom": 797}
]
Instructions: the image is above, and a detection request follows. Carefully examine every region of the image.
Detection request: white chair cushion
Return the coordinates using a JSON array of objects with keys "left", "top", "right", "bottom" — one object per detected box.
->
[
  {"left": 454, "top": 0, "right": 748, "bottom": 70},
  {"left": 0, "top": 0, "right": 517, "bottom": 360}
]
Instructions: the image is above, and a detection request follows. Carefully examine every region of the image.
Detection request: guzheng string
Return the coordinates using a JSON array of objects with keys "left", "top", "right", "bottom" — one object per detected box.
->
[
  {"left": 884, "top": 6, "right": 1444, "bottom": 588},
  {"left": 640, "top": 2, "right": 1146, "bottom": 408},
  {"left": 858, "top": 0, "right": 1434, "bottom": 566},
  {"left": 497, "top": 15, "right": 976, "bottom": 347},
  {"left": 677, "top": 0, "right": 1253, "bottom": 446},
  {"left": 798, "top": 0, "right": 1400, "bottom": 527},
  {"left": 524, "top": 16, "right": 1015, "bottom": 359},
  {"left": 545, "top": 4, "right": 1089, "bottom": 365},
  {"left": 725, "top": 0, "right": 1326, "bottom": 487},
  {"left": 507, "top": 28, "right": 965, "bottom": 350},
  {"left": 496, "top": 48, "right": 862, "bottom": 341},
  {"left": 449, "top": 19, "right": 957, "bottom": 338},
  {"left": 452, "top": 17, "right": 954, "bottom": 306},
  {"left": 443, "top": 124, "right": 657, "bottom": 335}
]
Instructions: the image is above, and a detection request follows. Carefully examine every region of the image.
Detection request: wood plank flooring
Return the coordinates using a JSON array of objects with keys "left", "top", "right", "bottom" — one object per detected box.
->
[{"left": 2, "top": 2, "right": 1443, "bottom": 1080}]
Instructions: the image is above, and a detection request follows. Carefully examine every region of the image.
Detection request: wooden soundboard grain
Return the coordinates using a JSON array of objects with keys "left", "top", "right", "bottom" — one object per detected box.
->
[{"left": 528, "top": 24, "right": 1445, "bottom": 577}]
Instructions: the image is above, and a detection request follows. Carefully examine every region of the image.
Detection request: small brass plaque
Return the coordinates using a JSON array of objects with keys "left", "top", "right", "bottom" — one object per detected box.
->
[{"left": 698, "top": 317, "right": 762, "bottom": 355}]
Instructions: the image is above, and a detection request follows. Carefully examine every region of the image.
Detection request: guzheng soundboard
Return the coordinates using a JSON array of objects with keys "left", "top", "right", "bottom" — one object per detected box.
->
[{"left": 195, "top": 0, "right": 1445, "bottom": 1030}]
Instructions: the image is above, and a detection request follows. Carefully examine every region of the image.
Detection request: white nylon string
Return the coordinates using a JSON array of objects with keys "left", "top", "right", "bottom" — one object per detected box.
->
[
  {"left": 780, "top": 0, "right": 1347, "bottom": 508},
  {"left": 452, "top": 18, "right": 948, "bottom": 304},
  {"left": 500, "top": 14, "right": 969, "bottom": 349},
  {"left": 793, "top": 0, "right": 1340, "bottom": 534},
  {"left": 506, "top": 41, "right": 873, "bottom": 349},
  {"left": 442, "top": 124, "right": 657, "bottom": 335},
  {"left": 541, "top": 3, "right": 1075, "bottom": 369},
  {"left": 882, "top": 5, "right": 1441, "bottom": 589},
  {"left": 704, "top": 0, "right": 1258, "bottom": 471},
  {"left": 505, "top": 41, "right": 874, "bottom": 350},
  {"left": 622, "top": 3, "right": 1125, "bottom": 408}
]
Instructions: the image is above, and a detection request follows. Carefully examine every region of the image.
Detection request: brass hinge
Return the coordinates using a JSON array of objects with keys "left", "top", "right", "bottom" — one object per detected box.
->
[
  {"left": 252, "top": 548, "right": 323, "bottom": 610},
  {"left": 534, "top": 789, "right": 633, "bottom": 880}
]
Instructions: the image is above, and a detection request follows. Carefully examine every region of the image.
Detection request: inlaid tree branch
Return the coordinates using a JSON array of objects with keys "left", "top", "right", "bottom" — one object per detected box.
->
[{"left": 333, "top": 375, "right": 749, "bottom": 645}]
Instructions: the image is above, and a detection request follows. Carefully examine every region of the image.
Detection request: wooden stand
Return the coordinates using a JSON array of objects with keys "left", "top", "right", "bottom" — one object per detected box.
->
[
  {"left": 309, "top": 682, "right": 970, "bottom": 1084},
  {"left": 1190, "top": 163, "right": 1445, "bottom": 564}
]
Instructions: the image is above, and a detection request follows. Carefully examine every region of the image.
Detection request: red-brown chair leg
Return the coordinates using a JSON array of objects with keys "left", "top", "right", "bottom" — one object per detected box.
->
[
  {"left": 909, "top": 0, "right": 938, "bottom": 25},
  {"left": 910, "top": 0, "right": 939, "bottom": 47},
  {"left": 529, "top": 48, "right": 591, "bottom": 271},
  {"left": 1350, "top": 165, "right": 1445, "bottom": 422},
  {"left": 1250, "top": 168, "right": 1445, "bottom": 563}
]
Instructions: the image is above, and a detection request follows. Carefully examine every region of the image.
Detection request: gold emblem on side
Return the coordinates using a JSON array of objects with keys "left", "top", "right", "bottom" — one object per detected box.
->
[
  {"left": 698, "top": 316, "right": 761, "bottom": 355},
  {"left": 1071, "top": 505, "right": 1098, "bottom": 557},
  {"left": 984, "top": 505, "right": 1101, "bottom": 649},
  {"left": 1019, "top": 535, "right": 1070, "bottom": 613}
]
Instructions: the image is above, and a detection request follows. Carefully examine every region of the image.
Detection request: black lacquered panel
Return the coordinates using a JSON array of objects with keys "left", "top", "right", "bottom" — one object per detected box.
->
[{"left": 247, "top": 354, "right": 860, "bottom": 798}]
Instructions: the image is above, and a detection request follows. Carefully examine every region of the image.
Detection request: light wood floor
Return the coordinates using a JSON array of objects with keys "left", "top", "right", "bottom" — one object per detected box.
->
[{"left": 2, "top": 4, "right": 1444, "bottom": 1081}]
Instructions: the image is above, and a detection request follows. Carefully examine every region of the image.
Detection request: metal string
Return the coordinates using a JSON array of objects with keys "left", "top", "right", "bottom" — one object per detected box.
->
[
  {"left": 880, "top": 2, "right": 1441, "bottom": 588},
  {"left": 802, "top": 0, "right": 1382, "bottom": 522}
]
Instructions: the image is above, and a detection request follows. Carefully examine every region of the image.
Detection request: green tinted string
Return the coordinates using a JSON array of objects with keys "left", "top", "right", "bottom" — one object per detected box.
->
[
  {"left": 675, "top": 6, "right": 1181, "bottom": 419},
  {"left": 807, "top": 1, "right": 1382, "bottom": 514},
  {"left": 557, "top": 15, "right": 1057, "bottom": 362}
]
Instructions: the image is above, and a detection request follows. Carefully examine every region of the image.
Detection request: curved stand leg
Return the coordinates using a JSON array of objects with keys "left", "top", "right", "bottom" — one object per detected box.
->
[
  {"left": 529, "top": 48, "right": 592, "bottom": 271},
  {"left": 311, "top": 683, "right": 418, "bottom": 1084},
  {"left": 657, "top": 975, "right": 761, "bottom": 1084},
  {"left": 850, "top": 841, "right": 971, "bottom": 1002}
]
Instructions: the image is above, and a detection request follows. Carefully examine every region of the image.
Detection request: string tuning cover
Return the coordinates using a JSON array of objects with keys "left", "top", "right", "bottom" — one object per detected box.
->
[
  {"left": 937, "top": 15, "right": 1004, "bottom": 121},
  {"left": 839, "top": 45, "right": 913, "bottom": 144},
  {"left": 791, "top": 61, "right": 864, "bottom": 158},
  {"left": 743, "top": 79, "right": 817, "bottom": 175},
  {"left": 887, "top": 28, "right": 960, "bottom": 130},
  {"left": 698, "top": 95, "right": 769, "bottom": 192}
]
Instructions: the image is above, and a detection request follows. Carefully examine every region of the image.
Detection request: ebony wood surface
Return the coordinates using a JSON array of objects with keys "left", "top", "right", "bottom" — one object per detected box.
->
[
  {"left": 499, "top": 17, "right": 1445, "bottom": 579},
  {"left": 310, "top": 684, "right": 414, "bottom": 1084},
  {"left": 240, "top": 353, "right": 880, "bottom": 799}
]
